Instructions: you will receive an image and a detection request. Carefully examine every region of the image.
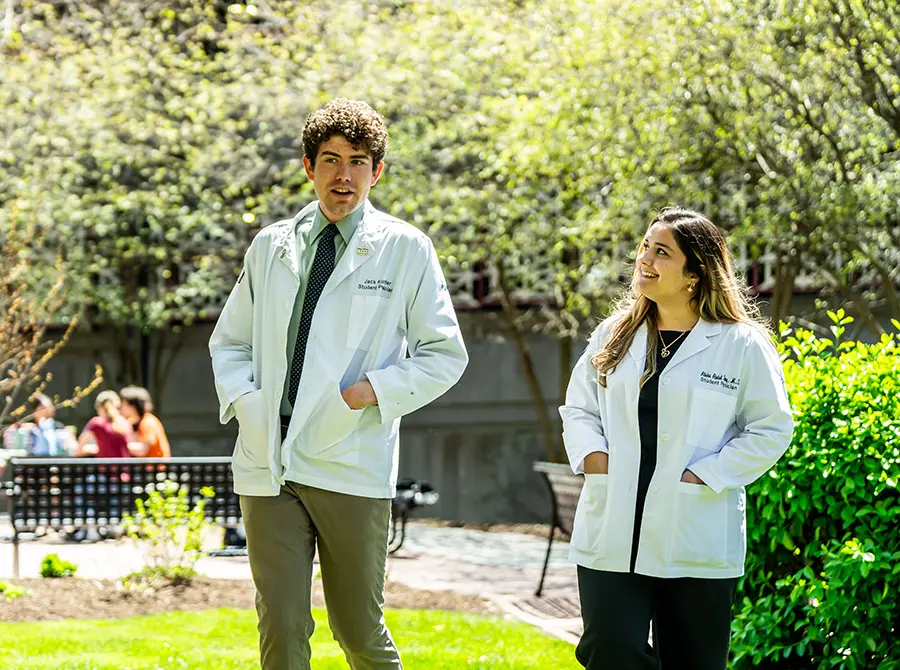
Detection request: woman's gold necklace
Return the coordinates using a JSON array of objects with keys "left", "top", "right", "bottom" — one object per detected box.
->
[{"left": 659, "top": 330, "right": 688, "bottom": 358}]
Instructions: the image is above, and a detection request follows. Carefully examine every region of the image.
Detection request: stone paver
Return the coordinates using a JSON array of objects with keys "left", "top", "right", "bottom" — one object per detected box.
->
[
  {"left": 387, "top": 523, "right": 574, "bottom": 596},
  {"left": 397, "top": 524, "right": 572, "bottom": 569},
  {"left": 383, "top": 523, "right": 582, "bottom": 642}
]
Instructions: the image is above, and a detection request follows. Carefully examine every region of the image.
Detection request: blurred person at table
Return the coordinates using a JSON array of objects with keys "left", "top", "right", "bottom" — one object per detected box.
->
[
  {"left": 76, "top": 390, "right": 133, "bottom": 458},
  {"left": 2, "top": 394, "right": 77, "bottom": 456},
  {"left": 119, "top": 385, "right": 171, "bottom": 458}
]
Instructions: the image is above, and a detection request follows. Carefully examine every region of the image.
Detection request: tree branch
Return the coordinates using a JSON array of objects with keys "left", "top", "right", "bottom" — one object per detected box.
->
[{"left": 494, "top": 256, "right": 562, "bottom": 463}]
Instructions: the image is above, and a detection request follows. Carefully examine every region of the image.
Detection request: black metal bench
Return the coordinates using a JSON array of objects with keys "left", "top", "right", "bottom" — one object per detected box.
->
[
  {"left": 387, "top": 478, "right": 439, "bottom": 554},
  {"left": 533, "top": 461, "right": 584, "bottom": 597},
  {"left": 209, "top": 477, "right": 441, "bottom": 559},
  {"left": 2, "top": 457, "right": 241, "bottom": 578}
]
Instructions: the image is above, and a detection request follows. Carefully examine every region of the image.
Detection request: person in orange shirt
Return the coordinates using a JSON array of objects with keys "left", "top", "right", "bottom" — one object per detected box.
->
[{"left": 119, "top": 386, "right": 171, "bottom": 458}]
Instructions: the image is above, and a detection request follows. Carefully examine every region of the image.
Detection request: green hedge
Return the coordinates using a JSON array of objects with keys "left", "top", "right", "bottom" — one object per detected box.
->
[{"left": 731, "top": 312, "right": 900, "bottom": 669}]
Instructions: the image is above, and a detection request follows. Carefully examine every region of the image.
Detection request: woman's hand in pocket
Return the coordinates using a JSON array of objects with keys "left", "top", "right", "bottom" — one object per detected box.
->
[{"left": 583, "top": 451, "right": 609, "bottom": 475}]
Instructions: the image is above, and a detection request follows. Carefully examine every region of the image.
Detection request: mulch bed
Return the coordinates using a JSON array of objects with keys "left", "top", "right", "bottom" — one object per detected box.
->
[{"left": 0, "top": 577, "right": 495, "bottom": 623}]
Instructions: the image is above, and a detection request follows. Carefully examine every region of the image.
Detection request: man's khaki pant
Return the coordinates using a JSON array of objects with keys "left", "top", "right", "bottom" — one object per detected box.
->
[{"left": 241, "top": 482, "right": 402, "bottom": 670}]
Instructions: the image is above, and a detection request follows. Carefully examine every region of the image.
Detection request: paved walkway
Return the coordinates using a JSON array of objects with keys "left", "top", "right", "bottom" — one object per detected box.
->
[{"left": 0, "top": 520, "right": 581, "bottom": 643}]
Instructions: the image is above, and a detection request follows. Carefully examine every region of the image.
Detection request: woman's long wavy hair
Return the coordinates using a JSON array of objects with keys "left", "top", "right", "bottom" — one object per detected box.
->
[{"left": 591, "top": 207, "right": 769, "bottom": 387}]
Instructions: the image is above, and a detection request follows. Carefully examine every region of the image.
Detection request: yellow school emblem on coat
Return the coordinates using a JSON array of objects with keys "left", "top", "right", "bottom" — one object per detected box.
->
[{"left": 357, "top": 246, "right": 370, "bottom": 256}]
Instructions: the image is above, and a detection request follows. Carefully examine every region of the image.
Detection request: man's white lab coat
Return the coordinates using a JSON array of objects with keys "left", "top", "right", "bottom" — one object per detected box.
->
[{"left": 210, "top": 201, "right": 468, "bottom": 499}]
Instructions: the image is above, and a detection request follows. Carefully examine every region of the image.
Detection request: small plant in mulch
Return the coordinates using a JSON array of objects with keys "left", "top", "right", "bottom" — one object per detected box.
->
[
  {"left": 119, "top": 565, "right": 199, "bottom": 594},
  {"left": 0, "top": 580, "right": 29, "bottom": 601},
  {"left": 120, "top": 480, "right": 214, "bottom": 590},
  {"left": 40, "top": 553, "right": 78, "bottom": 578}
]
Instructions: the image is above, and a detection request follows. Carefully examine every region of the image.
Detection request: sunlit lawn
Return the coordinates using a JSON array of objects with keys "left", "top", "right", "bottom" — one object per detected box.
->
[{"left": 1, "top": 607, "right": 581, "bottom": 669}]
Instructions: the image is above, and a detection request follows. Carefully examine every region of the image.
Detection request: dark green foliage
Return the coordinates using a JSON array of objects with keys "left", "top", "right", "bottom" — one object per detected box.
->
[{"left": 732, "top": 312, "right": 900, "bottom": 668}]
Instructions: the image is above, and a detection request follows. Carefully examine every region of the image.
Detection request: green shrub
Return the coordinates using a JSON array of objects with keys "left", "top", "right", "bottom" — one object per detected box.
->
[
  {"left": 0, "top": 580, "right": 28, "bottom": 601},
  {"left": 731, "top": 312, "right": 900, "bottom": 669},
  {"left": 120, "top": 565, "right": 200, "bottom": 591},
  {"left": 40, "top": 553, "right": 78, "bottom": 578},
  {"left": 121, "top": 480, "right": 214, "bottom": 585}
]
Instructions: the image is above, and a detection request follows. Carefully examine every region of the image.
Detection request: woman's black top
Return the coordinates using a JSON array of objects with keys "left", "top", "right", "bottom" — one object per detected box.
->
[{"left": 629, "top": 330, "right": 690, "bottom": 573}]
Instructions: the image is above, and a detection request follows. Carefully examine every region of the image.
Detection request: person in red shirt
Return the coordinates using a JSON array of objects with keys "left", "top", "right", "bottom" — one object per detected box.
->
[
  {"left": 76, "top": 390, "right": 133, "bottom": 458},
  {"left": 119, "top": 386, "right": 171, "bottom": 458}
]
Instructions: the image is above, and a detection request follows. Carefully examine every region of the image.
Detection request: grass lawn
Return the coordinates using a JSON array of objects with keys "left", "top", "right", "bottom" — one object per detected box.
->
[{"left": 0, "top": 607, "right": 581, "bottom": 669}]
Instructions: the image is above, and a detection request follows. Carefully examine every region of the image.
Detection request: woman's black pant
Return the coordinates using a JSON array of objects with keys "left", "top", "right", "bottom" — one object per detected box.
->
[{"left": 575, "top": 566, "right": 737, "bottom": 670}]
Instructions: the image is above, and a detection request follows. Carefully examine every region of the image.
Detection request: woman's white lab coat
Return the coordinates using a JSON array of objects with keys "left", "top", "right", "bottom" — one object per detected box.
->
[{"left": 560, "top": 319, "right": 793, "bottom": 578}]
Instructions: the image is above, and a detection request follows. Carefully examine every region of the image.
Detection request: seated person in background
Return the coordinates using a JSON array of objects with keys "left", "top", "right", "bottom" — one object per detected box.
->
[
  {"left": 76, "top": 390, "right": 134, "bottom": 458},
  {"left": 2, "top": 394, "right": 77, "bottom": 456},
  {"left": 119, "top": 385, "right": 171, "bottom": 458}
]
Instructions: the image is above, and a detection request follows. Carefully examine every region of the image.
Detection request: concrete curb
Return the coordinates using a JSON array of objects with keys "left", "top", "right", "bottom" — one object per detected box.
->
[{"left": 489, "top": 593, "right": 582, "bottom": 646}]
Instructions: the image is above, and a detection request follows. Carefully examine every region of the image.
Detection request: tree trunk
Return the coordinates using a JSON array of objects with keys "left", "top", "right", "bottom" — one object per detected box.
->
[
  {"left": 557, "top": 335, "right": 573, "bottom": 463},
  {"left": 112, "top": 327, "right": 140, "bottom": 387},
  {"left": 150, "top": 330, "right": 186, "bottom": 415},
  {"left": 770, "top": 254, "right": 797, "bottom": 327},
  {"left": 818, "top": 266, "right": 885, "bottom": 336},
  {"left": 559, "top": 336, "right": 572, "bottom": 411},
  {"left": 493, "top": 257, "right": 562, "bottom": 463},
  {"left": 846, "top": 239, "right": 900, "bottom": 322}
]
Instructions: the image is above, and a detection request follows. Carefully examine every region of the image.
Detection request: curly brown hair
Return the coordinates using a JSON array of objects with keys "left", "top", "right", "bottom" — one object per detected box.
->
[{"left": 302, "top": 98, "right": 389, "bottom": 167}]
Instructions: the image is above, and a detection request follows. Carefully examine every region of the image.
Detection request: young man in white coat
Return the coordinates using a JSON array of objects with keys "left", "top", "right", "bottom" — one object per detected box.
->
[
  {"left": 560, "top": 208, "right": 793, "bottom": 670},
  {"left": 209, "top": 98, "right": 468, "bottom": 670}
]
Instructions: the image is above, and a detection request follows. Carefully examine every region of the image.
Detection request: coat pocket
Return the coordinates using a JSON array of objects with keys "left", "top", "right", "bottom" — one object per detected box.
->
[
  {"left": 686, "top": 388, "right": 738, "bottom": 449},
  {"left": 669, "top": 482, "right": 728, "bottom": 567},
  {"left": 569, "top": 474, "right": 610, "bottom": 558},
  {"left": 346, "top": 294, "right": 383, "bottom": 350},
  {"left": 234, "top": 389, "right": 269, "bottom": 469},
  {"left": 301, "top": 383, "right": 365, "bottom": 465}
]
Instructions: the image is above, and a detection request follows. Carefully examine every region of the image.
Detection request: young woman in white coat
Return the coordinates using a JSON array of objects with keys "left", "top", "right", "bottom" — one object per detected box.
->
[{"left": 560, "top": 207, "right": 793, "bottom": 670}]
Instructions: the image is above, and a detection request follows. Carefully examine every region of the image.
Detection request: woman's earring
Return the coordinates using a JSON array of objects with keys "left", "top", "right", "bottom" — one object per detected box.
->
[{"left": 688, "top": 283, "right": 696, "bottom": 293}]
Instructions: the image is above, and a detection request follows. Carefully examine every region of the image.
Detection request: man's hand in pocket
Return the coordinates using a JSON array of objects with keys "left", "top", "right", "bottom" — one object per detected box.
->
[{"left": 583, "top": 451, "right": 609, "bottom": 475}]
